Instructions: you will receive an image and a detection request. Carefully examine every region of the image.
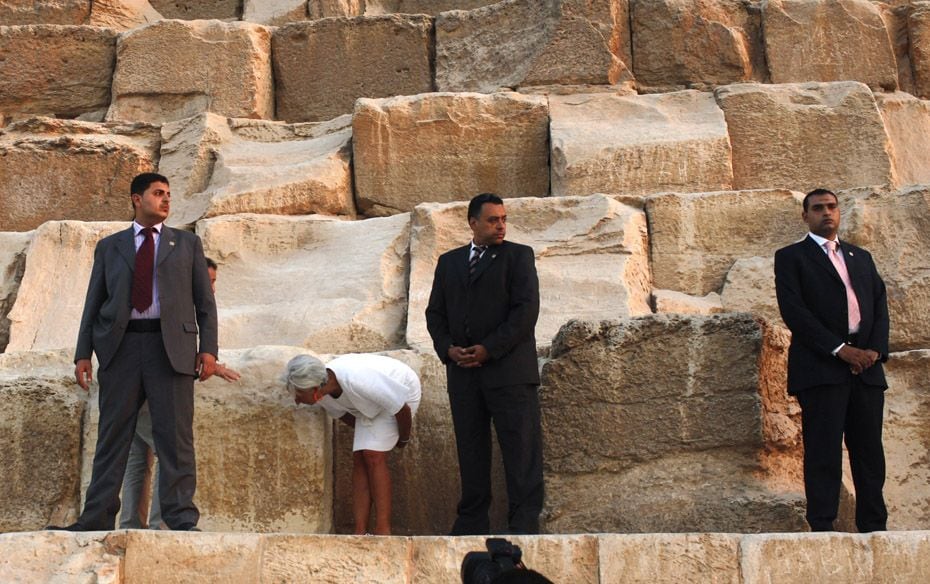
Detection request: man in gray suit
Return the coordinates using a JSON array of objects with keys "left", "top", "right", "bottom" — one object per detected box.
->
[{"left": 50, "top": 172, "right": 218, "bottom": 531}]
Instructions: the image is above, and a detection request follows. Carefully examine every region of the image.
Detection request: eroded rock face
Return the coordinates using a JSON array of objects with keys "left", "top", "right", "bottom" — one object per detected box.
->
[
  {"left": 199, "top": 213, "right": 410, "bottom": 353},
  {"left": 435, "top": 0, "right": 631, "bottom": 92},
  {"left": 652, "top": 289, "right": 724, "bottom": 315},
  {"left": 720, "top": 256, "right": 781, "bottom": 322},
  {"left": 0, "top": 25, "right": 116, "bottom": 121},
  {"left": 307, "top": 0, "right": 364, "bottom": 18},
  {"left": 540, "top": 314, "right": 806, "bottom": 533},
  {"left": 406, "top": 195, "right": 652, "bottom": 351},
  {"left": 598, "top": 533, "right": 741, "bottom": 583},
  {"left": 0, "top": 232, "right": 32, "bottom": 351},
  {"left": 0, "top": 119, "right": 159, "bottom": 231},
  {"left": 368, "top": 0, "right": 497, "bottom": 14},
  {"left": 550, "top": 91, "right": 733, "bottom": 197},
  {"left": 242, "top": 0, "right": 307, "bottom": 25},
  {"left": 353, "top": 92, "right": 549, "bottom": 215},
  {"left": 715, "top": 81, "right": 895, "bottom": 192},
  {"left": 108, "top": 19, "right": 273, "bottom": 123},
  {"left": 88, "top": 0, "right": 161, "bottom": 30},
  {"left": 910, "top": 2, "right": 930, "bottom": 99},
  {"left": 0, "top": 0, "right": 90, "bottom": 25},
  {"left": 147, "top": 0, "right": 238, "bottom": 19},
  {"left": 875, "top": 92, "right": 930, "bottom": 187},
  {"left": 0, "top": 532, "right": 122, "bottom": 583},
  {"left": 762, "top": 0, "right": 898, "bottom": 90}
]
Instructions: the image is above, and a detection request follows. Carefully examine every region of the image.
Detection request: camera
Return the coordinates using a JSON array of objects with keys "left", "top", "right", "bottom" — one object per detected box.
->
[{"left": 461, "top": 538, "right": 552, "bottom": 584}]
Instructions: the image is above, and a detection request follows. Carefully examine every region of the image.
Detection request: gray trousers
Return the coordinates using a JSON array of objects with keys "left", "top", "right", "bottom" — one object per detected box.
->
[{"left": 118, "top": 404, "right": 163, "bottom": 529}]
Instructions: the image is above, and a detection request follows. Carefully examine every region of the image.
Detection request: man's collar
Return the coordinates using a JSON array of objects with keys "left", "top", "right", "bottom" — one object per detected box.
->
[
  {"left": 133, "top": 221, "right": 164, "bottom": 235},
  {"left": 808, "top": 232, "right": 836, "bottom": 247}
]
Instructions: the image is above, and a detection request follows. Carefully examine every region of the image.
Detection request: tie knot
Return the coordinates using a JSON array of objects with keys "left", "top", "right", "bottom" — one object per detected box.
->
[{"left": 825, "top": 240, "right": 837, "bottom": 253}]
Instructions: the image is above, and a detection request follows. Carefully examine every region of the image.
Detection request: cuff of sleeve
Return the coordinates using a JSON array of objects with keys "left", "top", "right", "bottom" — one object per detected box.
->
[{"left": 831, "top": 343, "right": 845, "bottom": 357}]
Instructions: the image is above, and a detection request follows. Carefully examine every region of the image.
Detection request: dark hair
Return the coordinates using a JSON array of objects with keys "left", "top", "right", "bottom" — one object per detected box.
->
[
  {"left": 468, "top": 193, "right": 504, "bottom": 221},
  {"left": 205, "top": 257, "right": 218, "bottom": 270},
  {"left": 130, "top": 173, "right": 169, "bottom": 197},
  {"left": 803, "top": 188, "right": 837, "bottom": 211}
]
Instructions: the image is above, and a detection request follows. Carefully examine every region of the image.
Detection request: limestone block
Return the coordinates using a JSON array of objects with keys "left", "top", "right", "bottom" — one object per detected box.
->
[
  {"left": 653, "top": 289, "right": 724, "bottom": 315},
  {"left": 367, "top": 0, "right": 497, "bottom": 15},
  {"left": 631, "top": 0, "right": 765, "bottom": 89},
  {"left": 273, "top": 15, "right": 433, "bottom": 123},
  {"left": 716, "top": 81, "right": 895, "bottom": 192},
  {"left": 199, "top": 214, "right": 410, "bottom": 353},
  {"left": 550, "top": 91, "right": 733, "bottom": 197},
  {"left": 0, "top": 25, "right": 116, "bottom": 120},
  {"left": 407, "top": 195, "right": 651, "bottom": 351},
  {"left": 243, "top": 0, "right": 307, "bottom": 25},
  {"left": 541, "top": 315, "right": 807, "bottom": 533},
  {"left": 646, "top": 189, "right": 804, "bottom": 296},
  {"left": 0, "top": 231, "right": 32, "bottom": 351},
  {"left": 307, "top": 0, "right": 364, "bottom": 18},
  {"left": 870, "top": 531, "right": 930, "bottom": 581},
  {"left": 161, "top": 114, "right": 355, "bottom": 226},
  {"left": 148, "top": 0, "right": 238, "bottom": 19},
  {"left": 763, "top": 0, "right": 898, "bottom": 90},
  {"left": 88, "top": 0, "right": 162, "bottom": 30},
  {"left": 0, "top": 0, "right": 89, "bottom": 25},
  {"left": 0, "top": 532, "right": 122, "bottom": 583},
  {"left": 435, "top": 0, "right": 632, "bottom": 92},
  {"left": 598, "top": 533, "right": 741, "bottom": 584},
  {"left": 720, "top": 256, "right": 781, "bottom": 322},
  {"left": 911, "top": 2, "right": 930, "bottom": 99},
  {"left": 123, "top": 531, "right": 262, "bottom": 584},
  {"left": 261, "top": 534, "right": 410, "bottom": 582},
  {"left": 875, "top": 92, "right": 930, "bottom": 187},
  {"left": 108, "top": 19, "right": 273, "bottom": 124},
  {"left": 6, "top": 221, "right": 125, "bottom": 353},
  {"left": 353, "top": 92, "right": 549, "bottom": 215},
  {"left": 740, "top": 533, "right": 873, "bottom": 582}
]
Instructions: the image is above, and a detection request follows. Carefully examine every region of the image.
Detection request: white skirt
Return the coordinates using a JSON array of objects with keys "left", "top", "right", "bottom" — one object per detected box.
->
[{"left": 352, "top": 399, "right": 420, "bottom": 452}]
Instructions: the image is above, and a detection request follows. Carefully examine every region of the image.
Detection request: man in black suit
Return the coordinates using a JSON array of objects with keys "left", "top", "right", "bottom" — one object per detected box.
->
[
  {"left": 774, "top": 188, "right": 890, "bottom": 532},
  {"left": 51, "top": 172, "right": 218, "bottom": 531},
  {"left": 426, "top": 193, "right": 543, "bottom": 535}
]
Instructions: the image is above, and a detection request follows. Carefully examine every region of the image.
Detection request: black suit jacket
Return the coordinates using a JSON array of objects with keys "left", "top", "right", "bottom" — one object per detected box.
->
[
  {"left": 425, "top": 240, "right": 540, "bottom": 390},
  {"left": 774, "top": 235, "right": 889, "bottom": 394}
]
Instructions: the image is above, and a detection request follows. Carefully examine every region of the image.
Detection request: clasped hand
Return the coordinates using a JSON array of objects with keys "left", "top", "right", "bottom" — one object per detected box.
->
[
  {"left": 837, "top": 345, "right": 880, "bottom": 375},
  {"left": 448, "top": 345, "right": 489, "bottom": 368}
]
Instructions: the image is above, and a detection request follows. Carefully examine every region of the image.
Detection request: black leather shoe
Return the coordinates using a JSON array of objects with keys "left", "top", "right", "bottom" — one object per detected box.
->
[
  {"left": 44, "top": 523, "right": 89, "bottom": 532},
  {"left": 174, "top": 523, "right": 201, "bottom": 531}
]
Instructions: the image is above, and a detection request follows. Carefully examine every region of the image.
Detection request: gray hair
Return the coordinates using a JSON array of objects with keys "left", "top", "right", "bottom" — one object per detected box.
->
[{"left": 284, "top": 354, "right": 327, "bottom": 390}]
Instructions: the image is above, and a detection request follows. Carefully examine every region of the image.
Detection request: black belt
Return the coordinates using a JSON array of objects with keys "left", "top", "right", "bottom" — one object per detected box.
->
[{"left": 127, "top": 319, "right": 161, "bottom": 333}]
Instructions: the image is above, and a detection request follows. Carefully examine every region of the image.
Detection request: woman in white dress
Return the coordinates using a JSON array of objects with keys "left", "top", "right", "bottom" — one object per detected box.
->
[{"left": 284, "top": 353, "right": 421, "bottom": 535}]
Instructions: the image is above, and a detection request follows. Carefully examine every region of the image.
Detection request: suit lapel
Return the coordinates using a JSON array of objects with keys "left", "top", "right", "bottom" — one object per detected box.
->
[
  {"left": 802, "top": 235, "right": 843, "bottom": 285},
  {"left": 838, "top": 239, "right": 866, "bottom": 299},
  {"left": 451, "top": 245, "right": 471, "bottom": 287},
  {"left": 470, "top": 243, "right": 501, "bottom": 283},
  {"left": 157, "top": 225, "right": 176, "bottom": 266},
  {"left": 116, "top": 226, "right": 136, "bottom": 270}
]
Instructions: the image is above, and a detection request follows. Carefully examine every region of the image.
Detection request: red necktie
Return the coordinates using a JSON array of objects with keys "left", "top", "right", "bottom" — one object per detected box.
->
[
  {"left": 825, "top": 240, "right": 861, "bottom": 332},
  {"left": 132, "top": 227, "right": 155, "bottom": 312}
]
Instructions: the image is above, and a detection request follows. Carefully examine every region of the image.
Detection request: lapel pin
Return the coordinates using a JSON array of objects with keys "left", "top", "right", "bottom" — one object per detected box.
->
[
  {"left": 848, "top": 251, "right": 853, "bottom": 256},
  {"left": 169, "top": 241, "right": 175, "bottom": 246},
  {"left": 491, "top": 254, "right": 497, "bottom": 259}
]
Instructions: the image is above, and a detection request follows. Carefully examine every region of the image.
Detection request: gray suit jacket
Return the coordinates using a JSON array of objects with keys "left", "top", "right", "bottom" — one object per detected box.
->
[{"left": 74, "top": 225, "right": 218, "bottom": 376}]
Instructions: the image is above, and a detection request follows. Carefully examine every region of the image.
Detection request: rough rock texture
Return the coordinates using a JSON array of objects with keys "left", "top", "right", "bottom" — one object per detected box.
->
[
  {"left": 715, "top": 81, "right": 895, "bottom": 192},
  {"left": 720, "top": 256, "right": 781, "bottom": 322},
  {"left": 540, "top": 315, "right": 806, "bottom": 533},
  {"left": 911, "top": 2, "right": 930, "bottom": 99},
  {"left": 652, "top": 289, "right": 724, "bottom": 315},
  {"left": 406, "top": 195, "right": 652, "bottom": 351},
  {"left": 0, "top": 0, "right": 89, "bottom": 25},
  {"left": 763, "top": 0, "right": 898, "bottom": 90},
  {"left": 875, "top": 92, "right": 930, "bottom": 187},
  {"left": 161, "top": 114, "right": 355, "bottom": 226},
  {"left": 599, "top": 533, "right": 741, "bottom": 583},
  {"left": 123, "top": 531, "right": 263, "bottom": 583},
  {"left": 262, "top": 534, "right": 411, "bottom": 582},
  {"left": 147, "top": 0, "right": 238, "bottom": 19},
  {"left": 0, "top": 119, "right": 160, "bottom": 231},
  {"left": 307, "top": 0, "right": 364, "bottom": 18},
  {"left": 0, "top": 232, "right": 32, "bottom": 351},
  {"left": 631, "top": 0, "right": 766, "bottom": 89},
  {"left": 273, "top": 15, "right": 433, "bottom": 123},
  {"left": 550, "top": 92, "right": 733, "bottom": 197},
  {"left": 645, "top": 189, "right": 804, "bottom": 295},
  {"left": 739, "top": 533, "right": 905, "bottom": 581},
  {"left": 199, "top": 214, "right": 410, "bottom": 353},
  {"left": 88, "top": 0, "right": 161, "bottom": 30},
  {"left": 108, "top": 19, "right": 273, "bottom": 123},
  {"left": 243, "top": 0, "right": 307, "bottom": 25},
  {"left": 435, "top": 0, "right": 632, "bottom": 92},
  {"left": 353, "top": 92, "right": 549, "bottom": 215},
  {"left": 367, "top": 0, "right": 498, "bottom": 15},
  {"left": 0, "top": 532, "right": 123, "bottom": 583},
  {"left": 0, "top": 25, "right": 116, "bottom": 120}
]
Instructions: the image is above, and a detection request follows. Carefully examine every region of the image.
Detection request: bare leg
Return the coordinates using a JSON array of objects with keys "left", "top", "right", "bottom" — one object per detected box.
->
[
  {"left": 362, "top": 450, "right": 392, "bottom": 535},
  {"left": 352, "top": 451, "right": 371, "bottom": 535}
]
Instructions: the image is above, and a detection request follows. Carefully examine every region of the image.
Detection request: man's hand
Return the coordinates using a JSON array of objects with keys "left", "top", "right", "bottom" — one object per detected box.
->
[
  {"left": 196, "top": 353, "right": 217, "bottom": 381},
  {"left": 448, "top": 345, "right": 469, "bottom": 365},
  {"left": 75, "top": 359, "right": 93, "bottom": 391},
  {"left": 458, "top": 345, "right": 489, "bottom": 368},
  {"left": 837, "top": 345, "right": 879, "bottom": 375},
  {"left": 215, "top": 363, "right": 241, "bottom": 382}
]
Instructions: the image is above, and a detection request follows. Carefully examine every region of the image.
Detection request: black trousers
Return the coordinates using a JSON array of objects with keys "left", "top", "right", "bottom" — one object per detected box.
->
[
  {"left": 447, "top": 376, "right": 544, "bottom": 535},
  {"left": 78, "top": 331, "right": 199, "bottom": 530},
  {"left": 796, "top": 375, "right": 887, "bottom": 532}
]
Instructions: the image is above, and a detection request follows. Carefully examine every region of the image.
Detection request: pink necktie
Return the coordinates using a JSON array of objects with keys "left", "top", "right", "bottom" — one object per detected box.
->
[{"left": 825, "top": 240, "right": 861, "bottom": 332}]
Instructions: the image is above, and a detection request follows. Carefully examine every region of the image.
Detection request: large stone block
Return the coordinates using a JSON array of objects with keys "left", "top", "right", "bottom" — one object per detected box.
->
[
  {"left": 242, "top": 0, "right": 307, "bottom": 25},
  {"left": 160, "top": 113, "right": 355, "bottom": 226},
  {"left": 87, "top": 0, "right": 162, "bottom": 31},
  {"left": 406, "top": 195, "right": 651, "bottom": 351},
  {"left": 0, "top": 231, "right": 32, "bottom": 351},
  {"left": 0, "top": 532, "right": 122, "bottom": 583},
  {"left": 148, "top": 0, "right": 238, "bottom": 19},
  {"left": 123, "top": 531, "right": 262, "bottom": 583},
  {"left": 550, "top": 91, "right": 733, "bottom": 197},
  {"left": 273, "top": 15, "right": 433, "bottom": 123},
  {"left": 875, "top": 92, "right": 930, "bottom": 187},
  {"left": 353, "top": 92, "right": 549, "bottom": 215},
  {"left": 0, "top": 118, "right": 159, "bottom": 231},
  {"left": 740, "top": 533, "right": 873, "bottom": 582},
  {"left": 716, "top": 81, "right": 895, "bottom": 192},
  {"left": 0, "top": 25, "right": 116, "bottom": 120},
  {"left": 598, "top": 533, "right": 741, "bottom": 584},
  {"left": 645, "top": 189, "right": 805, "bottom": 296},
  {"left": 199, "top": 213, "right": 410, "bottom": 353},
  {"left": 108, "top": 19, "right": 273, "bottom": 123},
  {"left": 719, "top": 256, "right": 781, "bottom": 322},
  {"left": 540, "top": 314, "right": 806, "bottom": 533},
  {"left": 307, "top": 0, "right": 364, "bottom": 18},
  {"left": 631, "top": 0, "right": 765, "bottom": 89},
  {"left": 910, "top": 2, "right": 930, "bottom": 99},
  {"left": 762, "top": 0, "right": 898, "bottom": 90},
  {"left": 869, "top": 531, "right": 930, "bottom": 582},
  {"left": 367, "top": 0, "right": 497, "bottom": 14},
  {"left": 0, "top": 0, "right": 90, "bottom": 25},
  {"left": 261, "top": 534, "right": 410, "bottom": 581},
  {"left": 435, "top": 0, "right": 631, "bottom": 92}
]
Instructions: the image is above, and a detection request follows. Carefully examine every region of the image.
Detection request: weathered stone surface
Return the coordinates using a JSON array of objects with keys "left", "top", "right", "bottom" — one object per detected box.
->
[
  {"left": 0, "top": 118, "right": 159, "bottom": 231},
  {"left": 407, "top": 195, "right": 651, "bottom": 351},
  {"left": 910, "top": 2, "right": 930, "bottom": 99},
  {"left": 740, "top": 533, "right": 873, "bottom": 582},
  {"left": 199, "top": 214, "right": 410, "bottom": 353},
  {"left": 262, "top": 534, "right": 410, "bottom": 581},
  {"left": 353, "top": 92, "right": 549, "bottom": 215},
  {"left": 0, "top": 25, "right": 116, "bottom": 120},
  {"left": 720, "top": 256, "right": 782, "bottom": 322},
  {"left": 870, "top": 531, "right": 930, "bottom": 581},
  {"left": 273, "top": 15, "right": 433, "bottom": 123},
  {"left": 875, "top": 92, "right": 930, "bottom": 187},
  {"left": 88, "top": 0, "right": 161, "bottom": 30},
  {"left": 108, "top": 19, "right": 273, "bottom": 123},
  {"left": 148, "top": 0, "right": 238, "bottom": 19},
  {"left": 369, "top": 0, "right": 497, "bottom": 14},
  {"left": 631, "top": 0, "right": 765, "bottom": 89},
  {"left": 123, "top": 531, "right": 262, "bottom": 584},
  {"left": 646, "top": 189, "right": 804, "bottom": 295},
  {"left": 0, "top": 231, "right": 31, "bottom": 351},
  {"left": 307, "top": 0, "right": 363, "bottom": 18},
  {"left": 435, "top": 0, "right": 631, "bottom": 92},
  {"left": 540, "top": 314, "right": 806, "bottom": 533},
  {"left": 551, "top": 91, "right": 733, "bottom": 197},
  {"left": 716, "top": 81, "right": 895, "bottom": 192},
  {"left": 0, "top": 532, "right": 122, "bottom": 583},
  {"left": 243, "top": 0, "right": 307, "bottom": 25},
  {"left": 599, "top": 533, "right": 741, "bottom": 584},
  {"left": 653, "top": 289, "right": 724, "bottom": 315},
  {"left": 763, "top": 0, "right": 898, "bottom": 90},
  {"left": 161, "top": 114, "right": 355, "bottom": 226},
  {"left": 0, "top": 0, "right": 89, "bottom": 25}
]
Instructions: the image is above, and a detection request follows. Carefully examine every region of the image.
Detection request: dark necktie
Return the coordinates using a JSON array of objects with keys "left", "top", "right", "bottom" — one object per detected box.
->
[
  {"left": 468, "top": 246, "right": 486, "bottom": 276},
  {"left": 132, "top": 227, "right": 156, "bottom": 312}
]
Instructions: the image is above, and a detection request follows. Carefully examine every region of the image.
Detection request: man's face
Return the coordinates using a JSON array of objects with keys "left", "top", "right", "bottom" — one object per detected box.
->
[
  {"left": 208, "top": 267, "right": 217, "bottom": 294},
  {"left": 132, "top": 181, "right": 170, "bottom": 226},
  {"left": 803, "top": 193, "right": 840, "bottom": 238},
  {"left": 468, "top": 202, "right": 507, "bottom": 247}
]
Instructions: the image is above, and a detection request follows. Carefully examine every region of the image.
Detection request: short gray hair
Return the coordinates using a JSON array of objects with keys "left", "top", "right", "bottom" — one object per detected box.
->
[{"left": 284, "top": 354, "right": 327, "bottom": 390}]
